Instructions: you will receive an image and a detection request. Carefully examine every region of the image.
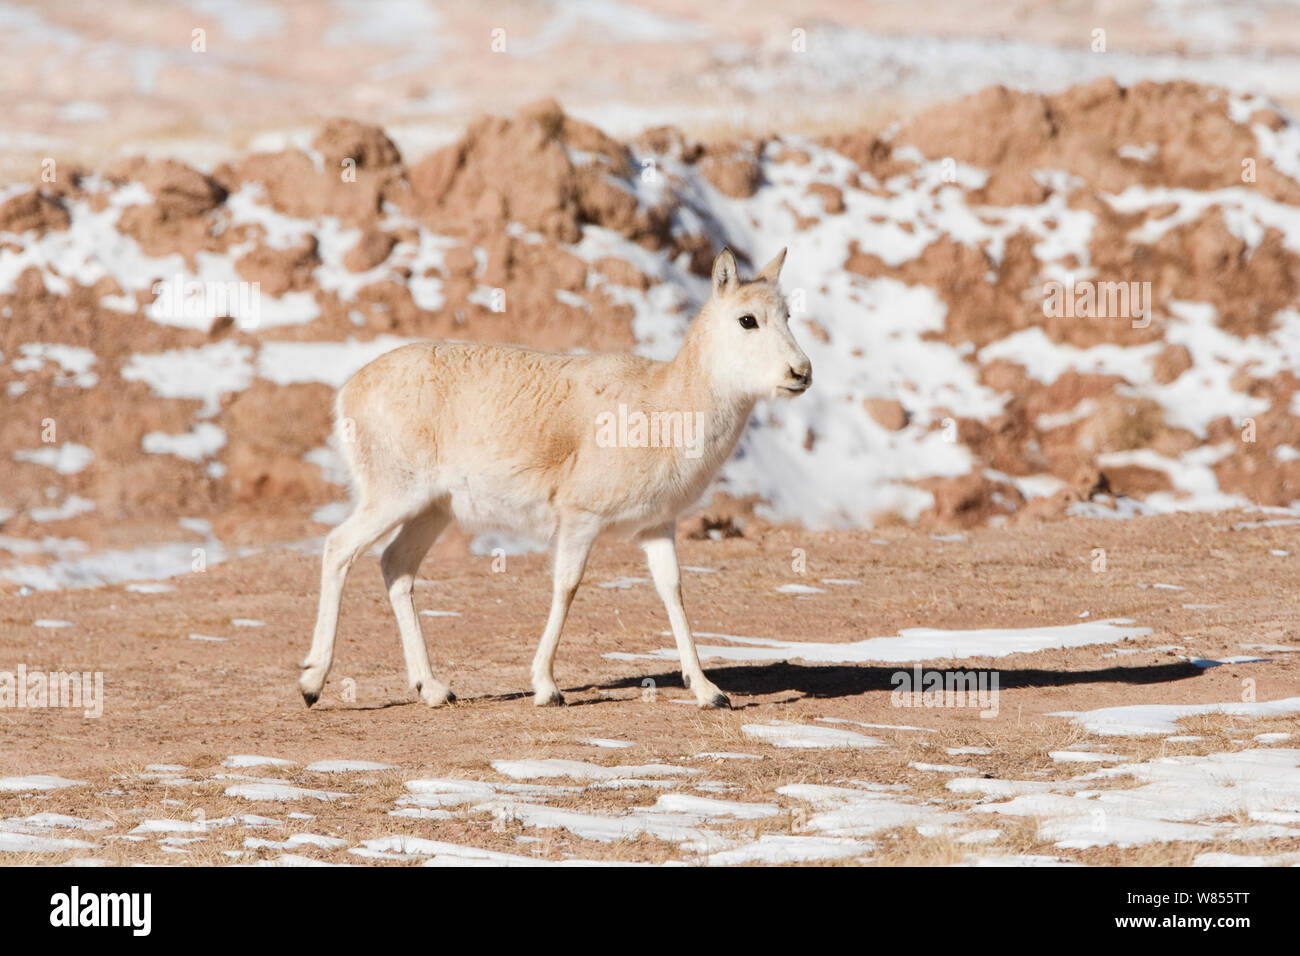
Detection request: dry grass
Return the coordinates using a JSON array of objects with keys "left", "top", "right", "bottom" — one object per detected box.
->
[
  {"left": 6, "top": 718, "right": 1300, "bottom": 866},
  {"left": 4, "top": 513, "right": 1299, "bottom": 866}
]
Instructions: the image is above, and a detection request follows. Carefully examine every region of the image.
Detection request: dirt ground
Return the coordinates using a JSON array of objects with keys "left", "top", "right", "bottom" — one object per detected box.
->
[{"left": 1, "top": 511, "right": 1297, "bottom": 866}]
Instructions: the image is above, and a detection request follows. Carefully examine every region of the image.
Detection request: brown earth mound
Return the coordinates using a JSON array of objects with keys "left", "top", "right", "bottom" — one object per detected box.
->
[{"left": 2, "top": 81, "right": 1299, "bottom": 582}]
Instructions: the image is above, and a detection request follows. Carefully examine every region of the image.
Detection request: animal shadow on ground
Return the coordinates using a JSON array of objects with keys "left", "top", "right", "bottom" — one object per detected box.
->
[
  {"left": 310, "top": 661, "right": 1207, "bottom": 710},
  {"left": 594, "top": 659, "right": 1209, "bottom": 708}
]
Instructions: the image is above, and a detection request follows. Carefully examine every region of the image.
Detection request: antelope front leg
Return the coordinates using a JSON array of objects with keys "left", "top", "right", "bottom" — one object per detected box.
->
[
  {"left": 640, "top": 524, "right": 730, "bottom": 709},
  {"left": 530, "top": 516, "right": 598, "bottom": 706},
  {"left": 301, "top": 502, "right": 404, "bottom": 706}
]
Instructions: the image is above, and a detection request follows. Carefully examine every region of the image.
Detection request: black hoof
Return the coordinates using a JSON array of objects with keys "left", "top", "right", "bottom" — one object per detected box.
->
[
  {"left": 302, "top": 689, "right": 319, "bottom": 707},
  {"left": 704, "top": 691, "right": 732, "bottom": 710},
  {"left": 535, "top": 690, "right": 566, "bottom": 707}
]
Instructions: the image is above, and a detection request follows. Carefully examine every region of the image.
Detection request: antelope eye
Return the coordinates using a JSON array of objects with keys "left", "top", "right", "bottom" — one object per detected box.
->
[{"left": 738, "top": 314, "right": 758, "bottom": 330}]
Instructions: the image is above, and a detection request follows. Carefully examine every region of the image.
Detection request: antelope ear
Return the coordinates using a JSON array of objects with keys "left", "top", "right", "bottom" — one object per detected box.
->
[
  {"left": 711, "top": 248, "right": 739, "bottom": 295},
  {"left": 757, "top": 247, "right": 786, "bottom": 283}
]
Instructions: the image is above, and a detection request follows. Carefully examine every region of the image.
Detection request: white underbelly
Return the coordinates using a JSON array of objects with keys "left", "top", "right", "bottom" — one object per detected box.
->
[{"left": 446, "top": 478, "right": 557, "bottom": 540}]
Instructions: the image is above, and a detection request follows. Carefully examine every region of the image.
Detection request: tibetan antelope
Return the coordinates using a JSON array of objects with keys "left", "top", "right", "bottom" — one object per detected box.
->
[{"left": 299, "top": 248, "right": 811, "bottom": 710}]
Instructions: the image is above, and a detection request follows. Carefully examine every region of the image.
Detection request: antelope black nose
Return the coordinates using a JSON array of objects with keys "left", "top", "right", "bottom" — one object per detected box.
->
[{"left": 788, "top": 364, "right": 812, "bottom": 386}]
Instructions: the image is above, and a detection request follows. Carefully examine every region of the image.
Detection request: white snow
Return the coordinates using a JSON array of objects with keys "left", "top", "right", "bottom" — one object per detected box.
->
[
  {"left": 465, "top": 790, "right": 777, "bottom": 850},
  {"left": 608, "top": 619, "right": 1149, "bottom": 665},
  {"left": 1056, "top": 696, "right": 1300, "bottom": 736},
  {"left": 256, "top": 336, "right": 416, "bottom": 387},
  {"left": 303, "top": 760, "right": 396, "bottom": 773},
  {"left": 742, "top": 722, "right": 883, "bottom": 749},
  {"left": 248, "top": 852, "right": 351, "bottom": 866},
  {"left": 0, "top": 775, "right": 84, "bottom": 792},
  {"left": 596, "top": 576, "right": 646, "bottom": 589},
  {"left": 0, "top": 832, "right": 99, "bottom": 853},
  {"left": 245, "top": 833, "right": 348, "bottom": 851},
  {"left": 1, "top": 537, "right": 229, "bottom": 590},
  {"left": 1049, "top": 751, "right": 1123, "bottom": 763},
  {"left": 350, "top": 836, "right": 635, "bottom": 866},
  {"left": 222, "top": 755, "right": 295, "bottom": 769},
  {"left": 9, "top": 343, "right": 97, "bottom": 387},
  {"left": 491, "top": 759, "right": 699, "bottom": 781},
  {"left": 1193, "top": 851, "right": 1300, "bottom": 867},
  {"left": 909, "top": 762, "right": 972, "bottom": 773},
  {"left": 121, "top": 341, "right": 254, "bottom": 416},
  {"left": 973, "top": 748, "right": 1300, "bottom": 849},
  {"left": 955, "top": 853, "right": 1079, "bottom": 867},
  {"left": 947, "top": 779, "right": 1056, "bottom": 797},
  {"left": 1, "top": 813, "right": 112, "bottom": 834},
  {"left": 142, "top": 423, "right": 226, "bottom": 462},
  {"left": 13, "top": 443, "right": 94, "bottom": 475},
  {"left": 1188, "top": 655, "right": 1270, "bottom": 669},
  {"left": 29, "top": 495, "right": 95, "bottom": 523},
  {"left": 224, "top": 782, "right": 349, "bottom": 802},
  {"left": 778, "top": 782, "right": 962, "bottom": 836},
  {"left": 706, "top": 835, "right": 872, "bottom": 865},
  {"left": 653, "top": 794, "right": 779, "bottom": 819}
]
